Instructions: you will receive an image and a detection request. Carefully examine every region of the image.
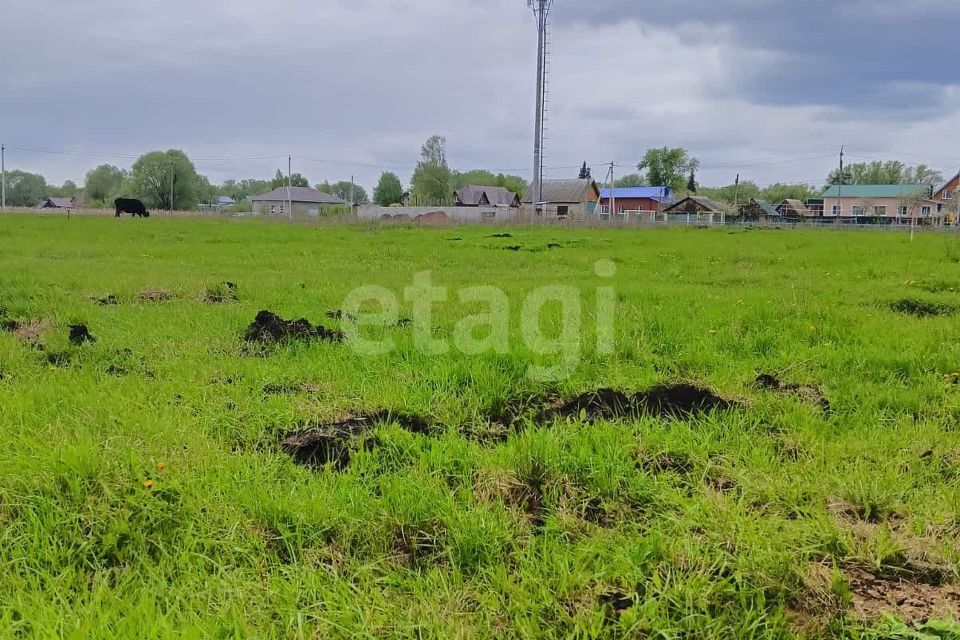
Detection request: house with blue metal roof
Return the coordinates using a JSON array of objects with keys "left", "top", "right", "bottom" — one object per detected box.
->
[{"left": 598, "top": 186, "right": 672, "bottom": 215}]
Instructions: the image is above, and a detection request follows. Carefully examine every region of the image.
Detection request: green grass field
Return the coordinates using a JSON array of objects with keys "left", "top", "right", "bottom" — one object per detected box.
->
[{"left": 1, "top": 214, "right": 959, "bottom": 639}]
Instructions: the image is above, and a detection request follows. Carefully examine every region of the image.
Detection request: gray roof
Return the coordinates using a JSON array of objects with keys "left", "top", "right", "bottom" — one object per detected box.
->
[
  {"left": 37, "top": 197, "right": 75, "bottom": 209},
  {"left": 455, "top": 186, "right": 519, "bottom": 207},
  {"left": 250, "top": 186, "right": 345, "bottom": 204},
  {"left": 748, "top": 199, "right": 780, "bottom": 217},
  {"left": 779, "top": 199, "right": 812, "bottom": 216},
  {"left": 664, "top": 195, "right": 727, "bottom": 213},
  {"left": 522, "top": 179, "right": 598, "bottom": 204}
]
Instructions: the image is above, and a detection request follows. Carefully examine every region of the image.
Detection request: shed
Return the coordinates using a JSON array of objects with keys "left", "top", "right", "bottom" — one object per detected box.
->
[
  {"left": 521, "top": 179, "right": 601, "bottom": 219},
  {"left": 739, "top": 198, "right": 780, "bottom": 221},
  {"left": 663, "top": 196, "right": 726, "bottom": 216},
  {"left": 454, "top": 186, "right": 520, "bottom": 208},
  {"left": 250, "top": 186, "right": 345, "bottom": 217},
  {"left": 778, "top": 199, "right": 812, "bottom": 219},
  {"left": 36, "top": 197, "right": 77, "bottom": 210}
]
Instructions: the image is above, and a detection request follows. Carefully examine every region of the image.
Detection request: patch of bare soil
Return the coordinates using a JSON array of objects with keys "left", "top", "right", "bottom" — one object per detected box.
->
[
  {"left": 281, "top": 411, "right": 434, "bottom": 470},
  {"left": 547, "top": 243, "right": 562, "bottom": 249},
  {"left": 538, "top": 384, "right": 739, "bottom": 422},
  {"left": 244, "top": 310, "right": 344, "bottom": 345},
  {"left": 889, "top": 298, "right": 957, "bottom": 318},
  {"left": 202, "top": 282, "right": 238, "bottom": 304},
  {"left": 488, "top": 233, "right": 513, "bottom": 238},
  {"left": 846, "top": 565, "right": 959, "bottom": 625},
  {"left": 138, "top": 288, "right": 173, "bottom": 303},
  {"left": 1, "top": 319, "right": 49, "bottom": 345},
  {"left": 755, "top": 373, "right": 830, "bottom": 411},
  {"left": 68, "top": 324, "right": 96, "bottom": 346}
]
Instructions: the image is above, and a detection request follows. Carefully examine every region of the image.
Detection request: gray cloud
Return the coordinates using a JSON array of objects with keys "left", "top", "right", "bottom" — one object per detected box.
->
[{"left": 1, "top": 0, "right": 958, "bottom": 192}]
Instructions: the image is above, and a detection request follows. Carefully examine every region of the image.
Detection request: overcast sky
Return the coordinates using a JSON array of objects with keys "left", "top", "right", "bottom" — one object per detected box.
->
[{"left": 3, "top": 0, "right": 959, "bottom": 191}]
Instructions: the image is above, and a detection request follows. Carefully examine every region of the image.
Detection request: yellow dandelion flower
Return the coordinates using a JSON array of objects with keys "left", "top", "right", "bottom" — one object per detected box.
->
[
  {"left": 143, "top": 479, "right": 154, "bottom": 489},
  {"left": 156, "top": 461, "right": 167, "bottom": 472}
]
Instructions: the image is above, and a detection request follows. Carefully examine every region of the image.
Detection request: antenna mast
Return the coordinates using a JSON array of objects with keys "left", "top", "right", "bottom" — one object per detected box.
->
[{"left": 529, "top": 0, "right": 553, "bottom": 216}]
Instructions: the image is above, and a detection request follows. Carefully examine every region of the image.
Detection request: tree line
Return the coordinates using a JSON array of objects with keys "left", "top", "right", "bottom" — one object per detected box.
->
[{"left": 3, "top": 142, "right": 949, "bottom": 211}]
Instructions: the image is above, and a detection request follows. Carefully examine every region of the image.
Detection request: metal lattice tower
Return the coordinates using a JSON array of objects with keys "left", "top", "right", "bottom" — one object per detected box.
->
[{"left": 529, "top": 0, "right": 553, "bottom": 215}]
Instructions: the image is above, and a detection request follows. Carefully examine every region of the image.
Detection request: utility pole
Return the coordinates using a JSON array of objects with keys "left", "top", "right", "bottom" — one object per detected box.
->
[
  {"left": 350, "top": 175, "right": 355, "bottom": 210},
  {"left": 836, "top": 145, "right": 845, "bottom": 224},
  {"left": 287, "top": 156, "right": 293, "bottom": 219},
  {"left": 610, "top": 162, "right": 616, "bottom": 219},
  {"left": 1, "top": 143, "right": 5, "bottom": 211},
  {"left": 731, "top": 173, "right": 739, "bottom": 225}
]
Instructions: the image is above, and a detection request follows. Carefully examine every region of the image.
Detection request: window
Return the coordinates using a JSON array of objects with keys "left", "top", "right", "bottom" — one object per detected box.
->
[
  {"left": 279, "top": 204, "right": 285, "bottom": 215},
  {"left": 922, "top": 206, "right": 932, "bottom": 216},
  {"left": 944, "top": 190, "right": 954, "bottom": 201},
  {"left": 897, "top": 205, "right": 908, "bottom": 217},
  {"left": 852, "top": 205, "right": 865, "bottom": 216},
  {"left": 270, "top": 205, "right": 276, "bottom": 214},
  {"left": 832, "top": 205, "right": 841, "bottom": 216},
  {"left": 481, "top": 210, "right": 496, "bottom": 219},
  {"left": 600, "top": 205, "right": 610, "bottom": 214},
  {"left": 557, "top": 205, "right": 569, "bottom": 219},
  {"left": 873, "top": 205, "right": 887, "bottom": 217}
]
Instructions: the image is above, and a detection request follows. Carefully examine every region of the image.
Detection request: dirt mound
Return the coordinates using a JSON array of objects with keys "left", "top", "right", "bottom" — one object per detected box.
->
[
  {"left": 889, "top": 298, "right": 957, "bottom": 318},
  {"left": 243, "top": 311, "right": 344, "bottom": 345},
  {"left": 539, "top": 384, "right": 739, "bottom": 422},
  {"left": 138, "top": 288, "right": 172, "bottom": 303},
  {"left": 380, "top": 213, "right": 393, "bottom": 220},
  {"left": 755, "top": 373, "right": 830, "bottom": 410},
  {"left": 547, "top": 243, "right": 562, "bottom": 249},
  {"left": 1, "top": 319, "right": 49, "bottom": 345},
  {"left": 504, "top": 245, "right": 523, "bottom": 252},
  {"left": 488, "top": 233, "right": 513, "bottom": 238},
  {"left": 415, "top": 211, "right": 449, "bottom": 224},
  {"left": 281, "top": 411, "right": 434, "bottom": 470},
  {"left": 68, "top": 324, "right": 96, "bottom": 346},
  {"left": 93, "top": 294, "right": 119, "bottom": 306},
  {"left": 203, "top": 282, "right": 238, "bottom": 304}
]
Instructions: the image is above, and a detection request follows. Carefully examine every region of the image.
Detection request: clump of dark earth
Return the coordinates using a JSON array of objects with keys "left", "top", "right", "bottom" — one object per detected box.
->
[
  {"left": 599, "top": 588, "right": 637, "bottom": 617},
  {"left": 448, "top": 237, "right": 463, "bottom": 241},
  {"left": 393, "top": 318, "right": 412, "bottom": 328},
  {"left": 505, "top": 245, "right": 523, "bottom": 252},
  {"left": 888, "top": 298, "right": 957, "bottom": 318},
  {"left": 755, "top": 373, "right": 830, "bottom": 411},
  {"left": 138, "top": 288, "right": 173, "bottom": 302},
  {"left": 538, "top": 384, "right": 739, "bottom": 422},
  {"left": 547, "top": 243, "right": 562, "bottom": 249},
  {"left": 93, "top": 294, "right": 119, "bottom": 306},
  {"left": 325, "top": 309, "right": 358, "bottom": 322},
  {"left": 489, "top": 233, "right": 513, "bottom": 238},
  {"left": 203, "top": 282, "right": 238, "bottom": 304},
  {"left": 244, "top": 310, "right": 344, "bottom": 344},
  {"left": 281, "top": 411, "right": 434, "bottom": 470},
  {"left": 68, "top": 324, "right": 96, "bottom": 346}
]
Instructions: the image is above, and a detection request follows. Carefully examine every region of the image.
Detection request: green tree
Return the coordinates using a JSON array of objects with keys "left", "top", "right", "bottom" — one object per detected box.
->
[
  {"left": 827, "top": 161, "right": 943, "bottom": 186},
  {"left": 410, "top": 135, "right": 452, "bottom": 206},
  {"left": 613, "top": 173, "right": 647, "bottom": 188},
  {"left": 495, "top": 174, "right": 528, "bottom": 197},
  {"left": 700, "top": 181, "right": 761, "bottom": 207},
  {"left": 638, "top": 147, "right": 699, "bottom": 192},
  {"left": 52, "top": 180, "right": 78, "bottom": 198},
  {"left": 317, "top": 180, "right": 369, "bottom": 204},
  {"left": 761, "top": 183, "right": 816, "bottom": 204},
  {"left": 687, "top": 169, "right": 697, "bottom": 193},
  {"left": 84, "top": 164, "right": 126, "bottom": 203},
  {"left": 373, "top": 172, "right": 404, "bottom": 206},
  {"left": 129, "top": 149, "right": 202, "bottom": 210},
  {"left": 450, "top": 169, "right": 526, "bottom": 197},
  {"left": 5, "top": 170, "right": 47, "bottom": 207},
  {"left": 219, "top": 178, "right": 271, "bottom": 201},
  {"left": 270, "top": 170, "right": 309, "bottom": 189},
  {"left": 578, "top": 162, "right": 591, "bottom": 180}
]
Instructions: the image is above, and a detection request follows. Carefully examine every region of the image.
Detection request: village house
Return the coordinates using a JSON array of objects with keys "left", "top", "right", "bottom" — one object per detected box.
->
[
  {"left": 778, "top": 199, "right": 812, "bottom": 219},
  {"left": 35, "top": 196, "right": 81, "bottom": 210},
  {"left": 250, "top": 186, "right": 345, "bottom": 217},
  {"left": 598, "top": 186, "right": 672, "bottom": 217},
  {"left": 738, "top": 198, "right": 780, "bottom": 222},
  {"left": 453, "top": 186, "right": 520, "bottom": 208},
  {"left": 662, "top": 196, "right": 728, "bottom": 221},
  {"left": 521, "top": 179, "right": 601, "bottom": 219},
  {"left": 933, "top": 172, "right": 959, "bottom": 221},
  {"left": 820, "top": 184, "right": 943, "bottom": 224}
]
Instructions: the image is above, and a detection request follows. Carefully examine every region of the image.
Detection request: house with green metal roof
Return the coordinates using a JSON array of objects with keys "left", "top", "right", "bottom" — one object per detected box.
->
[{"left": 820, "top": 183, "right": 943, "bottom": 223}]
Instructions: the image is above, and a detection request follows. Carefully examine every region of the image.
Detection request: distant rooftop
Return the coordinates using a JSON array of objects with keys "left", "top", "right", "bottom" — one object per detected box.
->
[
  {"left": 599, "top": 186, "right": 672, "bottom": 201},
  {"left": 821, "top": 184, "right": 928, "bottom": 199}
]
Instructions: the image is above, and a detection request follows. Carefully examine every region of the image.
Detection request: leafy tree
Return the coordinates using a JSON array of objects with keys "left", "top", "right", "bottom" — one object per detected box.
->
[
  {"left": 410, "top": 135, "right": 452, "bottom": 206},
  {"left": 219, "top": 178, "right": 271, "bottom": 201},
  {"left": 5, "top": 170, "right": 47, "bottom": 207},
  {"left": 84, "top": 164, "right": 126, "bottom": 203},
  {"left": 129, "top": 149, "right": 203, "bottom": 210},
  {"left": 700, "top": 181, "right": 761, "bottom": 207},
  {"left": 827, "top": 161, "right": 943, "bottom": 186},
  {"left": 373, "top": 172, "right": 404, "bottom": 206},
  {"left": 451, "top": 169, "right": 526, "bottom": 197},
  {"left": 687, "top": 169, "right": 697, "bottom": 193},
  {"left": 270, "top": 170, "right": 309, "bottom": 189},
  {"left": 496, "top": 174, "right": 528, "bottom": 198},
  {"left": 317, "top": 180, "right": 369, "bottom": 204},
  {"left": 578, "top": 162, "right": 592, "bottom": 180},
  {"left": 638, "top": 147, "right": 699, "bottom": 192},
  {"left": 51, "top": 180, "right": 78, "bottom": 198},
  {"left": 761, "top": 183, "right": 817, "bottom": 204},
  {"left": 613, "top": 173, "right": 647, "bottom": 188}
]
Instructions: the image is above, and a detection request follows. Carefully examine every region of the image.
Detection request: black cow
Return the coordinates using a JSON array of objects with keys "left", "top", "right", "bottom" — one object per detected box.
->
[{"left": 115, "top": 198, "right": 150, "bottom": 218}]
